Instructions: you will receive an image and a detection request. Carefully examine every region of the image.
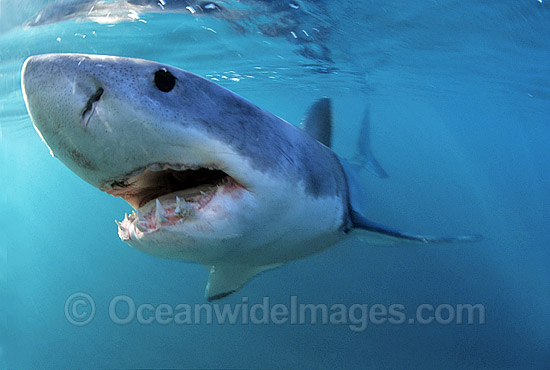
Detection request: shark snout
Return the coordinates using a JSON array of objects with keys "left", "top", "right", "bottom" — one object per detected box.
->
[
  {"left": 23, "top": 54, "right": 102, "bottom": 98},
  {"left": 22, "top": 54, "right": 106, "bottom": 131},
  {"left": 21, "top": 54, "right": 114, "bottom": 184},
  {"left": 22, "top": 54, "right": 81, "bottom": 89},
  {"left": 21, "top": 55, "right": 46, "bottom": 100}
]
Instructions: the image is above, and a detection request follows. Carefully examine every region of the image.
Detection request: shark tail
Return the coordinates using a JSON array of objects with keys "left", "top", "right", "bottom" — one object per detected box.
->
[{"left": 350, "top": 104, "right": 388, "bottom": 178}]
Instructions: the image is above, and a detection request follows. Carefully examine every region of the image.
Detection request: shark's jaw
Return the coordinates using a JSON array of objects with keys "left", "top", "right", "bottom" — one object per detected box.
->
[{"left": 102, "top": 163, "right": 246, "bottom": 241}]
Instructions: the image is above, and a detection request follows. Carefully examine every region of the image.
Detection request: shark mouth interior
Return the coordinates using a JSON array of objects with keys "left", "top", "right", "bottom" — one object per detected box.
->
[{"left": 104, "top": 164, "right": 244, "bottom": 239}]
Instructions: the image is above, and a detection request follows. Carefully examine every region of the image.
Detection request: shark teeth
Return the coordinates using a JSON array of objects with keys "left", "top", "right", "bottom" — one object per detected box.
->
[
  {"left": 135, "top": 222, "right": 148, "bottom": 232},
  {"left": 128, "top": 210, "right": 137, "bottom": 222},
  {"left": 155, "top": 199, "right": 168, "bottom": 226},
  {"left": 175, "top": 196, "right": 184, "bottom": 214},
  {"left": 155, "top": 198, "right": 165, "bottom": 213},
  {"left": 175, "top": 196, "right": 195, "bottom": 217},
  {"left": 116, "top": 219, "right": 130, "bottom": 240},
  {"left": 116, "top": 179, "right": 236, "bottom": 240}
]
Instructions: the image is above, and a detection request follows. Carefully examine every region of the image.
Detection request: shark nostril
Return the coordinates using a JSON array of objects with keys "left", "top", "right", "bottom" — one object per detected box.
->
[
  {"left": 82, "top": 87, "right": 104, "bottom": 115},
  {"left": 89, "top": 87, "right": 104, "bottom": 104},
  {"left": 81, "top": 87, "right": 104, "bottom": 129}
]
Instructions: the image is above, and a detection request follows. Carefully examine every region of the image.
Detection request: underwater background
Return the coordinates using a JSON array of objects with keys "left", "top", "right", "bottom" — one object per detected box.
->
[{"left": 1, "top": 0, "right": 549, "bottom": 369}]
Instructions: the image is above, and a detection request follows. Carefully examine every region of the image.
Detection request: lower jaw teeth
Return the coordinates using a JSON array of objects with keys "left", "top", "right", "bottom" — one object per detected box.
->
[
  {"left": 116, "top": 181, "right": 228, "bottom": 240},
  {"left": 175, "top": 196, "right": 195, "bottom": 217},
  {"left": 116, "top": 190, "right": 211, "bottom": 238},
  {"left": 135, "top": 223, "right": 148, "bottom": 232},
  {"left": 139, "top": 184, "right": 214, "bottom": 214}
]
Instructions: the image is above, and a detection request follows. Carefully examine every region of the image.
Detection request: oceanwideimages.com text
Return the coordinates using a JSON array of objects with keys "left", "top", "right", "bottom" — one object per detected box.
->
[{"left": 65, "top": 293, "right": 485, "bottom": 332}]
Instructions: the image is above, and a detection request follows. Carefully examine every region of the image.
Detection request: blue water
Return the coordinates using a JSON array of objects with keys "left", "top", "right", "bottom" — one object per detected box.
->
[{"left": 1, "top": 1, "right": 550, "bottom": 369}]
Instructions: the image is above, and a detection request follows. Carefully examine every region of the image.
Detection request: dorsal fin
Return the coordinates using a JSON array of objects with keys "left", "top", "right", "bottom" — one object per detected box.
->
[{"left": 301, "top": 97, "right": 332, "bottom": 147}]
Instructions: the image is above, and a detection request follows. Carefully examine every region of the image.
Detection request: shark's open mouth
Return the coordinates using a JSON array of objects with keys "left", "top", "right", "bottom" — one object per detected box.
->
[{"left": 102, "top": 163, "right": 245, "bottom": 239}]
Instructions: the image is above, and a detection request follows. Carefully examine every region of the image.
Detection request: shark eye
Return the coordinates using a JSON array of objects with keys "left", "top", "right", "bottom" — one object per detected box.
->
[{"left": 154, "top": 68, "right": 176, "bottom": 92}]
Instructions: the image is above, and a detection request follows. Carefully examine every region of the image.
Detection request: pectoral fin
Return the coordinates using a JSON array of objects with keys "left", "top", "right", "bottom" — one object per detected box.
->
[
  {"left": 350, "top": 209, "right": 483, "bottom": 244},
  {"left": 338, "top": 156, "right": 482, "bottom": 244},
  {"left": 205, "top": 263, "right": 282, "bottom": 301}
]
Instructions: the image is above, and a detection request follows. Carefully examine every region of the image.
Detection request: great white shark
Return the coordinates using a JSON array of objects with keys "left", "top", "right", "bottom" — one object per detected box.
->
[{"left": 21, "top": 53, "right": 480, "bottom": 300}]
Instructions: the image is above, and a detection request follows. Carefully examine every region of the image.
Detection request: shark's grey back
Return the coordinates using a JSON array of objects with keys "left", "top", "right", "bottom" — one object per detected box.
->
[{"left": 163, "top": 65, "right": 349, "bottom": 200}]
